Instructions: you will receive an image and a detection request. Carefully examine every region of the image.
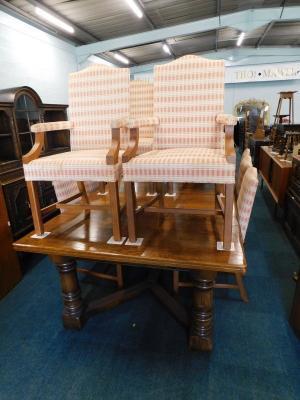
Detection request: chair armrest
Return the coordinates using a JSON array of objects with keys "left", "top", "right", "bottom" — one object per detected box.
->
[
  {"left": 125, "top": 117, "right": 159, "bottom": 128},
  {"left": 122, "top": 128, "right": 139, "bottom": 163},
  {"left": 216, "top": 114, "right": 238, "bottom": 126},
  {"left": 106, "top": 128, "right": 121, "bottom": 165},
  {"left": 30, "top": 120, "right": 73, "bottom": 133},
  {"left": 22, "top": 132, "right": 44, "bottom": 164},
  {"left": 225, "top": 125, "right": 236, "bottom": 164},
  {"left": 23, "top": 121, "right": 73, "bottom": 164},
  {"left": 111, "top": 118, "right": 128, "bottom": 129}
]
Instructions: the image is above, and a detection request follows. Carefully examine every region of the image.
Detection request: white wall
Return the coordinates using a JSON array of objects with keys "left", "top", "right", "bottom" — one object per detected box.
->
[
  {"left": 133, "top": 68, "right": 300, "bottom": 124},
  {"left": 224, "top": 79, "right": 300, "bottom": 123},
  {"left": 0, "top": 11, "right": 77, "bottom": 104}
]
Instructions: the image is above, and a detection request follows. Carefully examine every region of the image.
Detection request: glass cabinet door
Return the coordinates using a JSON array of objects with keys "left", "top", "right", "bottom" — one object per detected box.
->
[
  {"left": 0, "top": 110, "right": 16, "bottom": 163},
  {"left": 15, "top": 94, "right": 41, "bottom": 155}
]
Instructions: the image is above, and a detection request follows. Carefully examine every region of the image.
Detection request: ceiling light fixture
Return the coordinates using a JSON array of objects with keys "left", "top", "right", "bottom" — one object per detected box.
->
[
  {"left": 35, "top": 7, "right": 74, "bottom": 33},
  {"left": 125, "top": 0, "right": 143, "bottom": 19},
  {"left": 114, "top": 53, "right": 130, "bottom": 65},
  {"left": 237, "top": 32, "right": 245, "bottom": 47},
  {"left": 162, "top": 43, "right": 171, "bottom": 55}
]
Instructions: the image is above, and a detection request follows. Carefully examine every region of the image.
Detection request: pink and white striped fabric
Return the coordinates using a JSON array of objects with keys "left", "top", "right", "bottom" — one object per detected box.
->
[
  {"left": 53, "top": 181, "right": 101, "bottom": 202},
  {"left": 237, "top": 166, "right": 258, "bottom": 240},
  {"left": 69, "top": 64, "right": 130, "bottom": 150},
  {"left": 236, "top": 154, "right": 253, "bottom": 194},
  {"left": 23, "top": 150, "right": 122, "bottom": 182},
  {"left": 153, "top": 55, "right": 225, "bottom": 150},
  {"left": 31, "top": 121, "right": 73, "bottom": 133},
  {"left": 122, "top": 148, "right": 235, "bottom": 183},
  {"left": 129, "top": 80, "right": 155, "bottom": 139}
]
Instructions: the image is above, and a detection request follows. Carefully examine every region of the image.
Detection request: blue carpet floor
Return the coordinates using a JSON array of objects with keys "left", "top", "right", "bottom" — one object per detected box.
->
[{"left": 0, "top": 186, "right": 299, "bottom": 400}]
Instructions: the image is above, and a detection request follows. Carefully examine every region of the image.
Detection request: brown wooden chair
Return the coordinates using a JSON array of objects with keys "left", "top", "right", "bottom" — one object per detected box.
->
[
  {"left": 22, "top": 64, "right": 130, "bottom": 244},
  {"left": 122, "top": 55, "right": 237, "bottom": 250},
  {"left": 174, "top": 166, "right": 259, "bottom": 302}
]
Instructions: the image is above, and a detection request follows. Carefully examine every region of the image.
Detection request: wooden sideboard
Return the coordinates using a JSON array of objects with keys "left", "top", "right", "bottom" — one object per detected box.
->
[
  {"left": 259, "top": 146, "right": 292, "bottom": 207},
  {"left": 0, "top": 185, "right": 21, "bottom": 299}
]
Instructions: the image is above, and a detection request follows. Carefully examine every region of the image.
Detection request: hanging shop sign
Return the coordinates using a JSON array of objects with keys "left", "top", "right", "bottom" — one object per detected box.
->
[{"left": 225, "top": 62, "right": 300, "bottom": 84}]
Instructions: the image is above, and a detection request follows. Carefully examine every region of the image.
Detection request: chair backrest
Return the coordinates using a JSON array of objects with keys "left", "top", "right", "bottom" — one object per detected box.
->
[
  {"left": 236, "top": 153, "right": 252, "bottom": 194},
  {"left": 237, "top": 166, "right": 258, "bottom": 241},
  {"left": 153, "top": 55, "right": 225, "bottom": 150},
  {"left": 130, "top": 80, "right": 154, "bottom": 138},
  {"left": 69, "top": 64, "right": 130, "bottom": 150}
]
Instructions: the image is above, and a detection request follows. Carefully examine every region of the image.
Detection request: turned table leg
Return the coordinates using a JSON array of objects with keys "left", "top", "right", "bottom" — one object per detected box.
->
[
  {"left": 51, "top": 256, "right": 85, "bottom": 330},
  {"left": 189, "top": 271, "right": 216, "bottom": 351}
]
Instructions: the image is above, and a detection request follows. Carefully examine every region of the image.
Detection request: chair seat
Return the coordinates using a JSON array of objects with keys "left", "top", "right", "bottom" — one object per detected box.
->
[
  {"left": 137, "top": 137, "right": 153, "bottom": 154},
  {"left": 123, "top": 148, "right": 235, "bottom": 184},
  {"left": 23, "top": 150, "right": 122, "bottom": 182}
]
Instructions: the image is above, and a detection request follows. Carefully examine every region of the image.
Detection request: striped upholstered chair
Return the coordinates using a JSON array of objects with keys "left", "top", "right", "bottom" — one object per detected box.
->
[
  {"left": 122, "top": 55, "right": 237, "bottom": 249},
  {"left": 22, "top": 64, "right": 130, "bottom": 244},
  {"left": 174, "top": 165, "right": 259, "bottom": 301},
  {"left": 52, "top": 80, "right": 156, "bottom": 207}
]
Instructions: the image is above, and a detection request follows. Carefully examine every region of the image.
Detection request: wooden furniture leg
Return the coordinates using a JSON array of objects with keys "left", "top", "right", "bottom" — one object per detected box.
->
[
  {"left": 116, "top": 263, "right": 123, "bottom": 288},
  {"left": 77, "top": 181, "right": 89, "bottom": 204},
  {"left": 108, "top": 182, "right": 122, "bottom": 242},
  {"left": 235, "top": 273, "right": 249, "bottom": 302},
  {"left": 125, "top": 182, "right": 137, "bottom": 242},
  {"left": 51, "top": 256, "right": 85, "bottom": 330},
  {"left": 189, "top": 271, "right": 216, "bottom": 351},
  {"left": 98, "top": 182, "right": 107, "bottom": 194},
  {"left": 223, "top": 184, "right": 234, "bottom": 250},
  {"left": 26, "top": 181, "right": 44, "bottom": 236},
  {"left": 173, "top": 270, "right": 179, "bottom": 294},
  {"left": 77, "top": 181, "right": 90, "bottom": 217}
]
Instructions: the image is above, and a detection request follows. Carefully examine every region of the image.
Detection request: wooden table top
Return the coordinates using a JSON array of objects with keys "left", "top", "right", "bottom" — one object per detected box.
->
[
  {"left": 13, "top": 184, "right": 246, "bottom": 274},
  {"left": 261, "top": 146, "right": 293, "bottom": 168}
]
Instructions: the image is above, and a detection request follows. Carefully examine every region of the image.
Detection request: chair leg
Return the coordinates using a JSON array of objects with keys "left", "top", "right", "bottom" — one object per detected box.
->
[
  {"left": 98, "top": 182, "right": 107, "bottom": 194},
  {"left": 166, "top": 182, "right": 174, "bottom": 195},
  {"left": 173, "top": 271, "right": 180, "bottom": 294},
  {"left": 125, "top": 182, "right": 137, "bottom": 242},
  {"left": 116, "top": 263, "right": 123, "bottom": 289},
  {"left": 77, "top": 181, "right": 89, "bottom": 204},
  {"left": 223, "top": 183, "right": 234, "bottom": 250},
  {"left": 108, "top": 182, "right": 122, "bottom": 242},
  {"left": 235, "top": 273, "right": 249, "bottom": 302},
  {"left": 157, "top": 183, "right": 165, "bottom": 207},
  {"left": 26, "top": 181, "right": 44, "bottom": 236}
]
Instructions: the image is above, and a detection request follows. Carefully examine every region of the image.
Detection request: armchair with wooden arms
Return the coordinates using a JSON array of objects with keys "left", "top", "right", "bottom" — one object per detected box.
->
[
  {"left": 22, "top": 64, "right": 130, "bottom": 244},
  {"left": 122, "top": 55, "right": 237, "bottom": 250}
]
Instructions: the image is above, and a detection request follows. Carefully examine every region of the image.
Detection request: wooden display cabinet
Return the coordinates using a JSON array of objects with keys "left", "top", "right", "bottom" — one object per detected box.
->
[
  {"left": 284, "top": 155, "right": 300, "bottom": 253},
  {"left": 0, "top": 86, "right": 69, "bottom": 296}
]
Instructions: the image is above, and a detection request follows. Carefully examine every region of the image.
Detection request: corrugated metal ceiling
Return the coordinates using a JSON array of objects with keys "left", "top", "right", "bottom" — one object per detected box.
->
[{"left": 5, "top": 0, "right": 300, "bottom": 65}]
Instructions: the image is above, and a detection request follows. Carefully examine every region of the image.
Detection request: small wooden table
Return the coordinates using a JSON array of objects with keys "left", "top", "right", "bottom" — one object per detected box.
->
[{"left": 13, "top": 185, "right": 246, "bottom": 351}]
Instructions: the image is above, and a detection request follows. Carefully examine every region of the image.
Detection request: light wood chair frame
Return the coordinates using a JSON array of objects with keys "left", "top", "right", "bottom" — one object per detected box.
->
[
  {"left": 122, "top": 123, "right": 236, "bottom": 251},
  {"left": 23, "top": 125, "right": 123, "bottom": 242}
]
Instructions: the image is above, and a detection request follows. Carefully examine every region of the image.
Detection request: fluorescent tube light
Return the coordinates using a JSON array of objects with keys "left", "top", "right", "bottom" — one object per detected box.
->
[
  {"left": 114, "top": 53, "right": 130, "bottom": 65},
  {"left": 125, "top": 0, "right": 143, "bottom": 19},
  {"left": 35, "top": 7, "right": 74, "bottom": 34},
  {"left": 162, "top": 43, "right": 171, "bottom": 55},
  {"left": 88, "top": 56, "right": 114, "bottom": 67},
  {"left": 237, "top": 32, "right": 245, "bottom": 47}
]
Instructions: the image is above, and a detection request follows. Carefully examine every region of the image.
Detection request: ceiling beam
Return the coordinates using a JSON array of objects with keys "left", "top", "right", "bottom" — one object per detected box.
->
[
  {"left": 76, "top": 6, "right": 300, "bottom": 58},
  {"left": 255, "top": 21, "right": 275, "bottom": 48},
  {"left": 130, "top": 47, "right": 300, "bottom": 74}
]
